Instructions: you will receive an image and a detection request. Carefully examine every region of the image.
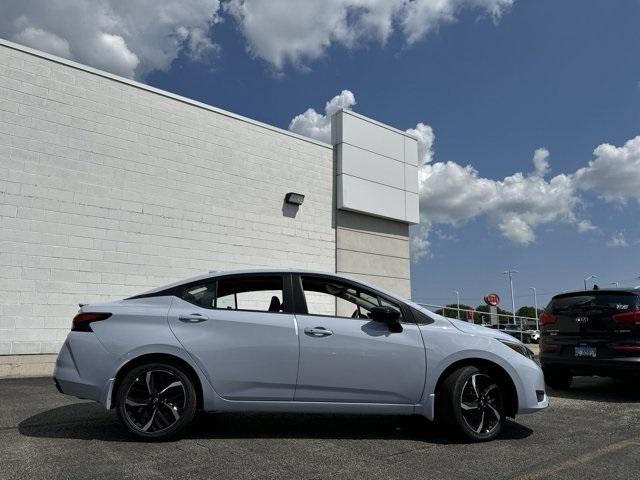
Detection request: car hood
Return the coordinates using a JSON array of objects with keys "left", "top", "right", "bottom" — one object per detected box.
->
[{"left": 446, "top": 317, "right": 520, "bottom": 343}]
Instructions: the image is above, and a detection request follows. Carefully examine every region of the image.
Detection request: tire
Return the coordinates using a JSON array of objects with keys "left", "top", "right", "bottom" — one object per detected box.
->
[
  {"left": 543, "top": 367, "right": 572, "bottom": 390},
  {"left": 116, "top": 362, "right": 197, "bottom": 440},
  {"left": 438, "top": 365, "right": 504, "bottom": 442}
]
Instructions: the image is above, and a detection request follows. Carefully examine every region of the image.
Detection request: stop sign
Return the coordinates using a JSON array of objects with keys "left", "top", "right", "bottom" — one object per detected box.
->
[{"left": 484, "top": 293, "right": 500, "bottom": 306}]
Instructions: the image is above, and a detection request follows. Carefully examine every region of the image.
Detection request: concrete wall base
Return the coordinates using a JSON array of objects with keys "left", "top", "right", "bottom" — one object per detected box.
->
[{"left": 0, "top": 355, "right": 56, "bottom": 379}]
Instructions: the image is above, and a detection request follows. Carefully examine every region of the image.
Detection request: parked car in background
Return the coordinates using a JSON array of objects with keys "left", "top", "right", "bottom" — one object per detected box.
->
[
  {"left": 539, "top": 288, "right": 640, "bottom": 389},
  {"left": 54, "top": 269, "right": 547, "bottom": 442}
]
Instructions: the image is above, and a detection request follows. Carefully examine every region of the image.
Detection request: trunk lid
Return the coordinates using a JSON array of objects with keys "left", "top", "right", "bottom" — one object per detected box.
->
[{"left": 544, "top": 290, "right": 640, "bottom": 336}]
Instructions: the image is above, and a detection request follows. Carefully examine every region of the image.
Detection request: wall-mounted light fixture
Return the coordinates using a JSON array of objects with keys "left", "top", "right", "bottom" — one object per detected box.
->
[{"left": 285, "top": 192, "right": 305, "bottom": 206}]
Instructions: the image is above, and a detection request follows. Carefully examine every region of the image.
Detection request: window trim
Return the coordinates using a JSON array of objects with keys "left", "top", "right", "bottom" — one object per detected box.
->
[{"left": 293, "top": 273, "right": 415, "bottom": 324}]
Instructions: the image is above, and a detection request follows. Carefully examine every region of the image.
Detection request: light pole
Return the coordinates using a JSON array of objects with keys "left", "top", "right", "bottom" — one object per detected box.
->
[
  {"left": 503, "top": 270, "right": 518, "bottom": 325},
  {"left": 454, "top": 290, "right": 460, "bottom": 320},
  {"left": 584, "top": 274, "right": 597, "bottom": 290},
  {"left": 529, "top": 287, "right": 538, "bottom": 331}
]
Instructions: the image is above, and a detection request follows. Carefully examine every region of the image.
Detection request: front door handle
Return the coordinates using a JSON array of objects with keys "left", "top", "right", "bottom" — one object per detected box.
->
[
  {"left": 304, "top": 327, "right": 333, "bottom": 337},
  {"left": 178, "top": 313, "right": 208, "bottom": 323}
]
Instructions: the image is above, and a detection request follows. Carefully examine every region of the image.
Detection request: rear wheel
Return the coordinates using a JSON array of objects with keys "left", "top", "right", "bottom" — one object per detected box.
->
[
  {"left": 116, "top": 362, "right": 197, "bottom": 440},
  {"left": 543, "top": 367, "right": 572, "bottom": 390},
  {"left": 439, "top": 366, "right": 504, "bottom": 442}
]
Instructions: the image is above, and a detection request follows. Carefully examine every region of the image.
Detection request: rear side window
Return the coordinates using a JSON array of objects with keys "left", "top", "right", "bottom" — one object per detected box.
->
[
  {"left": 217, "top": 276, "right": 284, "bottom": 313},
  {"left": 547, "top": 293, "right": 639, "bottom": 313}
]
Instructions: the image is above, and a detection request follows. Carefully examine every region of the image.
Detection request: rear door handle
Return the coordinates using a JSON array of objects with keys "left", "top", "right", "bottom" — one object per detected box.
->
[
  {"left": 178, "top": 313, "right": 208, "bottom": 323},
  {"left": 304, "top": 327, "right": 333, "bottom": 337}
]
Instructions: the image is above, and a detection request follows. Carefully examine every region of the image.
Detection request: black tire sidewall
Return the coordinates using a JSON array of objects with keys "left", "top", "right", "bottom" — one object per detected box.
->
[
  {"left": 116, "top": 362, "right": 197, "bottom": 440},
  {"left": 441, "top": 365, "right": 504, "bottom": 442}
]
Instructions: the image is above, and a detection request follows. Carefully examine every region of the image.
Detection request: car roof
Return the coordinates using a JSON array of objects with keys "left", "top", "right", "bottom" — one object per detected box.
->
[
  {"left": 552, "top": 288, "right": 640, "bottom": 299},
  {"left": 131, "top": 268, "right": 407, "bottom": 302}
]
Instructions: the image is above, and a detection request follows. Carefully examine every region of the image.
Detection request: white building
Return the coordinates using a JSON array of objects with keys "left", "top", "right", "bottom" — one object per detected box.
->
[{"left": 0, "top": 39, "right": 419, "bottom": 377}]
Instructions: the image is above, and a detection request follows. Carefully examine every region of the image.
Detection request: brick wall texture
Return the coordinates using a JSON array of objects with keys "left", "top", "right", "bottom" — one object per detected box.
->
[{"left": 0, "top": 42, "right": 335, "bottom": 355}]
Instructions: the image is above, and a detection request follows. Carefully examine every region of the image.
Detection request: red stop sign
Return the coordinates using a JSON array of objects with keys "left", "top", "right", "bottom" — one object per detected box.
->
[{"left": 484, "top": 293, "right": 500, "bottom": 306}]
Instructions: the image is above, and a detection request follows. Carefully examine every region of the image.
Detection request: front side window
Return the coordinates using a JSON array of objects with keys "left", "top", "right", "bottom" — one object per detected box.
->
[{"left": 301, "top": 276, "right": 404, "bottom": 321}]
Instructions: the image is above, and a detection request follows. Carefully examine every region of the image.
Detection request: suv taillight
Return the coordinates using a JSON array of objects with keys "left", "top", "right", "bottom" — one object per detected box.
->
[
  {"left": 72, "top": 312, "right": 111, "bottom": 332},
  {"left": 612, "top": 310, "right": 640, "bottom": 325},
  {"left": 539, "top": 312, "right": 557, "bottom": 325}
]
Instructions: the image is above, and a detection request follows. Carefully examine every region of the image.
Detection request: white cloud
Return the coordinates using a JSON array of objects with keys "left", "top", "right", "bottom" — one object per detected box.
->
[
  {"left": 1, "top": 0, "right": 221, "bottom": 78},
  {"left": 226, "top": 0, "right": 514, "bottom": 70},
  {"left": 573, "top": 135, "right": 640, "bottom": 203},
  {"left": 290, "top": 90, "right": 595, "bottom": 253},
  {"left": 532, "top": 147, "right": 550, "bottom": 177},
  {"left": 406, "top": 122, "right": 435, "bottom": 164},
  {"left": 606, "top": 232, "right": 628, "bottom": 248},
  {"left": 288, "top": 90, "right": 356, "bottom": 144}
]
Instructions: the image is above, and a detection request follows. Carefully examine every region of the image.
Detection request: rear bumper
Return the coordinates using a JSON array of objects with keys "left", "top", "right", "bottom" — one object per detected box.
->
[
  {"left": 53, "top": 333, "right": 117, "bottom": 407},
  {"left": 541, "top": 355, "right": 640, "bottom": 377}
]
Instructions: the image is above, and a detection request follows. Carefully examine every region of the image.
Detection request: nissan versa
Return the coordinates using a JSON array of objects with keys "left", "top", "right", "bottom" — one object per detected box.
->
[
  {"left": 540, "top": 288, "right": 640, "bottom": 388},
  {"left": 54, "top": 269, "right": 548, "bottom": 441}
]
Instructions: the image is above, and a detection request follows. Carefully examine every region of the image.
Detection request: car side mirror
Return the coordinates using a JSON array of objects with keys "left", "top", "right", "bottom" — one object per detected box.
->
[{"left": 370, "top": 306, "right": 402, "bottom": 332}]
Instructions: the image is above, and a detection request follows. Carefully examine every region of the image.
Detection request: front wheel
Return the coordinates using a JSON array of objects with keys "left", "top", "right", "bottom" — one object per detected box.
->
[
  {"left": 439, "top": 366, "right": 504, "bottom": 442},
  {"left": 116, "top": 362, "right": 197, "bottom": 440}
]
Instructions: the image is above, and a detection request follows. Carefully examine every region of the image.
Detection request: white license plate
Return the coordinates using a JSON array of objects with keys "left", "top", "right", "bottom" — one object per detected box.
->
[{"left": 575, "top": 345, "right": 596, "bottom": 358}]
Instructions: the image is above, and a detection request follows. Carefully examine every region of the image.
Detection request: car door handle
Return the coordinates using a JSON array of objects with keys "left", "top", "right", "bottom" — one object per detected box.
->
[
  {"left": 178, "top": 313, "right": 208, "bottom": 323},
  {"left": 304, "top": 327, "right": 333, "bottom": 337}
]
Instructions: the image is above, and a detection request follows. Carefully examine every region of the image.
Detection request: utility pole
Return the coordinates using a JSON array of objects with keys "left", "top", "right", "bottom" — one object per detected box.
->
[
  {"left": 503, "top": 270, "right": 518, "bottom": 325},
  {"left": 529, "top": 287, "right": 538, "bottom": 331},
  {"left": 584, "top": 274, "right": 597, "bottom": 290},
  {"left": 454, "top": 290, "right": 460, "bottom": 320}
]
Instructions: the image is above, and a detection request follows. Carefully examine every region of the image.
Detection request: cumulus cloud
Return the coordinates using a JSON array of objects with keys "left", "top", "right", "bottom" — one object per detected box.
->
[
  {"left": 288, "top": 90, "right": 356, "bottom": 144},
  {"left": 606, "top": 232, "right": 628, "bottom": 248},
  {"left": 573, "top": 135, "right": 640, "bottom": 203},
  {"left": 226, "top": 0, "right": 514, "bottom": 70},
  {"left": 289, "top": 89, "right": 613, "bottom": 260},
  {"left": 532, "top": 148, "right": 550, "bottom": 177},
  {"left": 0, "top": 0, "right": 221, "bottom": 78}
]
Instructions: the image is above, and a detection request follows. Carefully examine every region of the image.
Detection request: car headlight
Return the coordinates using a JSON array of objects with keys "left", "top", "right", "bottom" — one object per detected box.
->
[{"left": 499, "top": 339, "right": 535, "bottom": 360}]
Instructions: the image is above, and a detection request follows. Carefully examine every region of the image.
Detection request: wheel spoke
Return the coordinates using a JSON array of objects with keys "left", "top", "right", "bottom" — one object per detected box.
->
[
  {"left": 142, "top": 408, "right": 157, "bottom": 432},
  {"left": 461, "top": 401, "right": 479, "bottom": 411},
  {"left": 487, "top": 404, "right": 501, "bottom": 422},
  {"left": 145, "top": 371, "right": 154, "bottom": 395},
  {"left": 163, "top": 402, "right": 181, "bottom": 421},
  {"left": 159, "top": 381, "right": 183, "bottom": 395},
  {"left": 475, "top": 411, "right": 485, "bottom": 433},
  {"left": 470, "top": 374, "right": 480, "bottom": 398},
  {"left": 125, "top": 398, "right": 149, "bottom": 407}
]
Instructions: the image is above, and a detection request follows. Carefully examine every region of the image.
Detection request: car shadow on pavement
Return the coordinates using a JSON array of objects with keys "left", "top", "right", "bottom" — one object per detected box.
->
[
  {"left": 18, "top": 403, "right": 532, "bottom": 444},
  {"left": 547, "top": 376, "right": 640, "bottom": 403}
]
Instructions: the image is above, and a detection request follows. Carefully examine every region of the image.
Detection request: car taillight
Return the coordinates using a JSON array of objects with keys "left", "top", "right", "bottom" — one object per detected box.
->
[
  {"left": 539, "top": 312, "right": 557, "bottom": 325},
  {"left": 72, "top": 312, "right": 111, "bottom": 332},
  {"left": 612, "top": 310, "right": 640, "bottom": 325}
]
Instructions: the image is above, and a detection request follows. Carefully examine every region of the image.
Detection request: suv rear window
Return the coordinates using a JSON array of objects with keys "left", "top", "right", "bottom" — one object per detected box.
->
[{"left": 548, "top": 292, "right": 639, "bottom": 313}]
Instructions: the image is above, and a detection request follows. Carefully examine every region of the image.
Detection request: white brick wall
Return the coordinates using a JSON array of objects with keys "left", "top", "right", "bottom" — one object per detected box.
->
[{"left": 0, "top": 41, "right": 335, "bottom": 355}]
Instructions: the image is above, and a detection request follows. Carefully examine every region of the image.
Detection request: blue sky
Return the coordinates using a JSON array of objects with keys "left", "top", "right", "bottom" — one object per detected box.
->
[{"left": 3, "top": 0, "right": 640, "bottom": 310}]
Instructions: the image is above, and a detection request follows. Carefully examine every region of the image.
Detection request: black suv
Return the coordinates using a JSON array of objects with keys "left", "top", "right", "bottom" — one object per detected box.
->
[{"left": 539, "top": 288, "right": 640, "bottom": 389}]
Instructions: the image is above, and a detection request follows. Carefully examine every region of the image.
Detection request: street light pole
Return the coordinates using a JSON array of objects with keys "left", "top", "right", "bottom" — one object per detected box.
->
[
  {"left": 454, "top": 290, "right": 460, "bottom": 320},
  {"left": 529, "top": 287, "right": 538, "bottom": 331},
  {"left": 584, "top": 274, "right": 597, "bottom": 290},
  {"left": 503, "top": 270, "right": 518, "bottom": 325}
]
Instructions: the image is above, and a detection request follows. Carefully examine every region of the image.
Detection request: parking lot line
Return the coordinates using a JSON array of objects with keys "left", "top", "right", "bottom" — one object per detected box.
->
[{"left": 516, "top": 434, "right": 640, "bottom": 480}]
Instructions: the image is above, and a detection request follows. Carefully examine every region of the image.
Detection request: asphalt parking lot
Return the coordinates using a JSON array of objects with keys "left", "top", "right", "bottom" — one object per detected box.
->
[{"left": 1, "top": 376, "right": 639, "bottom": 480}]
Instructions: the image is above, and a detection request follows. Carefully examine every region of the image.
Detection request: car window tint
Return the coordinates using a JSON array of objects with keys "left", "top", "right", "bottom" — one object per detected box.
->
[
  {"left": 215, "top": 276, "right": 284, "bottom": 313},
  {"left": 301, "top": 276, "right": 403, "bottom": 320},
  {"left": 182, "top": 282, "right": 216, "bottom": 309}
]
